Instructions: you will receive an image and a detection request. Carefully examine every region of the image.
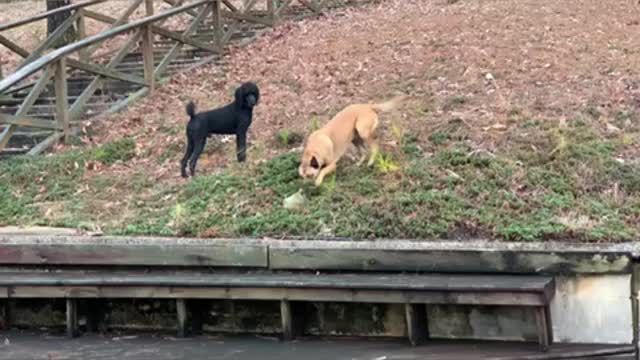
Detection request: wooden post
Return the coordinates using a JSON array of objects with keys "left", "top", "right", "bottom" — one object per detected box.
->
[
  {"left": 280, "top": 300, "right": 294, "bottom": 340},
  {"left": 145, "top": 0, "right": 154, "bottom": 15},
  {"left": 54, "top": 58, "right": 70, "bottom": 143},
  {"left": 405, "top": 303, "right": 428, "bottom": 346},
  {"left": 76, "top": 9, "right": 88, "bottom": 62},
  {"left": 141, "top": 25, "right": 155, "bottom": 92},
  {"left": 266, "top": 0, "right": 274, "bottom": 26},
  {"left": 66, "top": 299, "right": 78, "bottom": 338},
  {"left": 176, "top": 299, "right": 187, "bottom": 337},
  {"left": 280, "top": 300, "right": 303, "bottom": 341},
  {"left": 142, "top": 0, "right": 155, "bottom": 91},
  {"left": 211, "top": 0, "right": 222, "bottom": 49},
  {"left": 535, "top": 306, "right": 550, "bottom": 352}
]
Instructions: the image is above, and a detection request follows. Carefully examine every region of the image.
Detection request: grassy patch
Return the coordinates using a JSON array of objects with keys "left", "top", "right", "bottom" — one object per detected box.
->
[{"left": 0, "top": 120, "right": 638, "bottom": 242}]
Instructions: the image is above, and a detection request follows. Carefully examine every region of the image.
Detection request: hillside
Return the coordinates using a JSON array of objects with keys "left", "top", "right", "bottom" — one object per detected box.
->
[{"left": 1, "top": 0, "right": 639, "bottom": 241}]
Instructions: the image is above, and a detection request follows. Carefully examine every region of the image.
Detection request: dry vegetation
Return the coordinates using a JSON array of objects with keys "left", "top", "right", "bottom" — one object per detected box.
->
[{"left": 1, "top": 0, "right": 639, "bottom": 241}]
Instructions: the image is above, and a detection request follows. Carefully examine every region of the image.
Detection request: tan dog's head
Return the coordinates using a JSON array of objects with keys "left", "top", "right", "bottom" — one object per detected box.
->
[
  {"left": 298, "top": 150, "right": 322, "bottom": 179},
  {"left": 299, "top": 133, "right": 331, "bottom": 179}
]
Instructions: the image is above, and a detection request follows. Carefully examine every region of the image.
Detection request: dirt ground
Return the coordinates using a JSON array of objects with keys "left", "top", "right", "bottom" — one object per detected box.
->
[{"left": 78, "top": 0, "right": 640, "bottom": 173}]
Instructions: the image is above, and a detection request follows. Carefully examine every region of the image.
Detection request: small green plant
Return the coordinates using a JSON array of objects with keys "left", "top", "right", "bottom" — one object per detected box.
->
[
  {"left": 276, "top": 129, "right": 304, "bottom": 147},
  {"left": 93, "top": 137, "right": 136, "bottom": 165},
  {"left": 429, "top": 131, "right": 449, "bottom": 146},
  {"left": 390, "top": 121, "right": 404, "bottom": 145},
  {"left": 310, "top": 117, "right": 321, "bottom": 132},
  {"left": 374, "top": 152, "right": 400, "bottom": 173}
]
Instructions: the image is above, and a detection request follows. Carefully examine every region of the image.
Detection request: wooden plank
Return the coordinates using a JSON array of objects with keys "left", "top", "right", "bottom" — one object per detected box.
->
[
  {"left": 176, "top": 299, "right": 187, "bottom": 337},
  {"left": 163, "top": 0, "right": 200, "bottom": 17},
  {"left": 84, "top": 0, "right": 144, "bottom": 57},
  {"left": 154, "top": 3, "right": 210, "bottom": 77},
  {"left": 66, "top": 299, "right": 78, "bottom": 338},
  {"left": 0, "top": 113, "right": 61, "bottom": 130},
  {"left": 67, "top": 58, "right": 147, "bottom": 86},
  {"left": 0, "top": 244, "right": 268, "bottom": 267},
  {"left": 222, "top": 10, "right": 274, "bottom": 27},
  {"left": 221, "top": 0, "right": 239, "bottom": 12},
  {"left": 5, "top": 286, "right": 549, "bottom": 306},
  {"left": 0, "top": 0, "right": 107, "bottom": 33},
  {"left": 1, "top": 30, "right": 145, "bottom": 89},
  {"left": 151, "top": 24, "right": 217, "bottom": 52},
  {"left": 0, "top": 63, "right": 55, "bottom": 151},
  {"left": 27, "top": 132, "right": 64, "bottom": 155},
  {"left": 269, "top": 248, "right": 632, "bottom": 275},
  {"left": 82, "top": 10, "right": 217, "bottom": 52},
  {"left": 0, "top": 272, "right": 554, "bottom": 293},
  {"left": 54, "top": 58, "right": 70, "bottom": 143},
  {"left": 0, "top": 0, "right": 211, "bottom": 94},
  {"left": 0, "top": 34, "right": 30, "bottom": 58},
  {"left": 405, "top": 303, "right": 428, "bottom": 346},
  {"left": 69, "top": 32, "right": 142, "bottom": 120},
  {"left": 19, "top": 11, "right": 81, "bottom": 69}
]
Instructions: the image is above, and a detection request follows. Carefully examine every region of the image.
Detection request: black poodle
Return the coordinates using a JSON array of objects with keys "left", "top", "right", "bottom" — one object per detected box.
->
[{"left": 181, "top": 82, "right": 260, "bottom": 178}]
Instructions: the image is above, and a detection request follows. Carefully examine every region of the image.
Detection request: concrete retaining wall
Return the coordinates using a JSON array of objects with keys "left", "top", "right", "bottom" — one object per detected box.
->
[{"left": 0, "top": 234, "right": 638, "bottom": 345}]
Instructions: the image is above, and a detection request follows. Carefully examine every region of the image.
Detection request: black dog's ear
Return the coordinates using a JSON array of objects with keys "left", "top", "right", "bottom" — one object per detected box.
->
[{"left": 310, "top": 156, "right": 320, "bottom": 169}]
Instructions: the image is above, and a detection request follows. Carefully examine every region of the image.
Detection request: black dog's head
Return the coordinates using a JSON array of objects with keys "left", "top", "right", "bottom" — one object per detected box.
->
[{"left": 234, "top": 82, "right": 260, "bottom": 109}]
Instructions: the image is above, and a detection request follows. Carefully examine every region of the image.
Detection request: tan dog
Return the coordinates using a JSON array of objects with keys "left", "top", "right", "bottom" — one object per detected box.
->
[{"left": 299, "top": 95, "right": 407, "bottom": 186}]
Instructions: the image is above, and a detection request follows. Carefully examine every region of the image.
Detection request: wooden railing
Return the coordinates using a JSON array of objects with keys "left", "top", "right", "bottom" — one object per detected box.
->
[{"left": 0, "top": 0, "right": 330, "bottom": 155}]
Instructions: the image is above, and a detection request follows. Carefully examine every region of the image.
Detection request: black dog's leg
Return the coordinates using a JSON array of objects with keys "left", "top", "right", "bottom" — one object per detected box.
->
[
  {"left": 181, "top": 135, "right": 194, "bottom": 178},
  {"left": 188, "top": 137, "right": 207, "bottom": 177},
  {"left": 236, "top": 130, "right": 247, "bottom": 163}
]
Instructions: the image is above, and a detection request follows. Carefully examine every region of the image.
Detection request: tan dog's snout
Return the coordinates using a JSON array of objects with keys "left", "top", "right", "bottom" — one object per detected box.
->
[{"left": 299, "top": 157, "right": 321, "bottom": 179}]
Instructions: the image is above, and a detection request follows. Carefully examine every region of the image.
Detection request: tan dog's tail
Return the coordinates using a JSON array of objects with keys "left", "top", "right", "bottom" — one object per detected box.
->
[{"left": 369, "top": 95, "right": 408, "bottom": 113}]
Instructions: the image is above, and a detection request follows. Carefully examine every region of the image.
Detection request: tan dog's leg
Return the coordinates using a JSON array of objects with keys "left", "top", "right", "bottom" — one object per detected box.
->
[
  {"left": 366, "top": 138, "right": 379, "bottom": 167},
  {"left": 315, "top": 161, "right": 337, "bottom": 186},
  {"left": 355, "top": 113, "right": 380, "bottom": 167},
  {"left": 356, "top": 152, "right": 367, "bottom": 166}
]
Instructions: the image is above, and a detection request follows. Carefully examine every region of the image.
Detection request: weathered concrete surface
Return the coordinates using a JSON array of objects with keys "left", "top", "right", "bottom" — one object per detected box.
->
[
  {"left": 0, "top": 234, "right": 636, "bottom": 274},
  {"left": 551, "top": 275, "right": 633, "bottom": 344},
  {"left": 0, "top": 331, "right": 633, "bottom": 360},
  {"left": 428, "top": 275, "right": 633, "bottom": 345}
]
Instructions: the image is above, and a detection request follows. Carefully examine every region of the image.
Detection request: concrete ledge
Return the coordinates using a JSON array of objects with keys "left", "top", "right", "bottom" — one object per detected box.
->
[{"left": 0, "top": 234, "right": 637, "bottom": 274}]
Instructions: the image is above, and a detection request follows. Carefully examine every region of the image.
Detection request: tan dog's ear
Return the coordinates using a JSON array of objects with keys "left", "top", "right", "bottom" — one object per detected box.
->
[{"left": 310, "top": 156, "right": 320, "bottom": 169}]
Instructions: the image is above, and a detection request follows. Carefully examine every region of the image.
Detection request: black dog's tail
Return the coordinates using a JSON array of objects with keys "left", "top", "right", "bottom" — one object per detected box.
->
[{"left": 186, "top": 101, "right": 196, "bottom": 119}]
